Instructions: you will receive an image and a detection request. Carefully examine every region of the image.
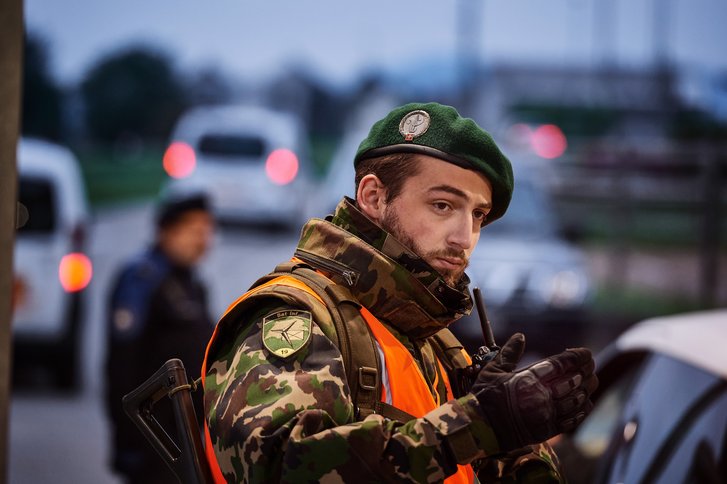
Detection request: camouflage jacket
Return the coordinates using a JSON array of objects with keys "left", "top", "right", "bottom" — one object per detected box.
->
[{"left": 204, "top": 198, "right": 564, "bottom": 483}]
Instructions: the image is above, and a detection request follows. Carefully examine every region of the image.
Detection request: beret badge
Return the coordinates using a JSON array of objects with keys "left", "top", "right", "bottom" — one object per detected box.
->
[{"left": 399, "top": 110, "right": 430, "bottom": 141}]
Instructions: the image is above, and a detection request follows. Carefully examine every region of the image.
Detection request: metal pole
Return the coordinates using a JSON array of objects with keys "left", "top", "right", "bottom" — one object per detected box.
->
[
  {"left": 699, "top": 144, "right": 722, "bottom": 309},
  {"left": 652, "top": 0, "right": 673, "bottom": 69},
  {"left": 456, "top": 0, "right": 483, "bottom": 116},
  {"left": 0, "top": 0, "right": 24, "bottom": 482},
  {"left": 593, "top": 0, "right": 616, "bottom": 67}
]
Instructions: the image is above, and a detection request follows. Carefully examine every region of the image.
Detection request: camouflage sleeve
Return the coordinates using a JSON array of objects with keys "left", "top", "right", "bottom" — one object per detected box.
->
[
  {"left": 204, "top": 305, "right": 503, "bottom": 483},
  {"left": 476, "top": 442, "right": 565, "bottom": 483}
]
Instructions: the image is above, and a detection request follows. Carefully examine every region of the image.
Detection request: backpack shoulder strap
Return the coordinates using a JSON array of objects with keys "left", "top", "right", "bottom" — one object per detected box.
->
[
  {"left": 430, "top": 328, "right": 471, "bottom": 369},
  {"left": 429, "top": 328, "right": 473, "bottom": 398},
  {"left": 268, "top": 261, "right": 415, "bottom": 422}
]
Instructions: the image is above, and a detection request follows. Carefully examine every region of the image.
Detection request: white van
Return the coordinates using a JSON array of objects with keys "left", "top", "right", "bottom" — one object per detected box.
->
[{"left": 13, "top": 137, "right": 92, "bottom": 390}]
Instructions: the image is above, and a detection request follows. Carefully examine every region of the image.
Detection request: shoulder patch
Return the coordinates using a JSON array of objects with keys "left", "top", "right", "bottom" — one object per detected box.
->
[{"left": 262, "top": 309, "right": 312, "bottom": 359}]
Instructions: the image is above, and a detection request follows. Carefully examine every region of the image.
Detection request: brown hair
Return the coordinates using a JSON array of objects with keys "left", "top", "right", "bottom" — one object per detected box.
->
[{"left": 354, "top": 153, "right": 421, "bottom": 203}]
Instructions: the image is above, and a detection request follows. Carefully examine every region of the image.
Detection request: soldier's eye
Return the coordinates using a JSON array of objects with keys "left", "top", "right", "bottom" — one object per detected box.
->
[
  {"left": 474, "top": 210, "right": 489, "bottom": 227},
  {"left": 433, "top": 202, "right": 451, "bottom": 212}
]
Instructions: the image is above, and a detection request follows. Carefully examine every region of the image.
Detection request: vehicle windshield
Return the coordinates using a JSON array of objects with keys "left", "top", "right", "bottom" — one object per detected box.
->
[
  {"left": 18, "top": 177, "right": 56, "bottom": 233},
  {"left": 198, "top": 134, "right": 266, "bottom": 158}
]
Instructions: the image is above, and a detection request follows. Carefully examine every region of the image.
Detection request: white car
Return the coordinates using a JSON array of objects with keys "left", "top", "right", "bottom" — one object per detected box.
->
[
  {"left": 13, "top": 137, "right": 92, "bottom": 390},
  {"left": 162, "top": 105, "right": 312, "bottom": 229},
  {"left": 555, "top": 309, "right": 727, "bottom": 483}
]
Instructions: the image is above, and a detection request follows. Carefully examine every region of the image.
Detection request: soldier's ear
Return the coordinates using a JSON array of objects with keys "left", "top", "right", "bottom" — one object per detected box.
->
[{"left": 356, "top": 174, "right": 387, "bottom": 223}]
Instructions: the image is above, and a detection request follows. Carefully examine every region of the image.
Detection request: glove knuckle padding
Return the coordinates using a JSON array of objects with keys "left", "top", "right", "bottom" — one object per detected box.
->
[
  {"left": 553, "top": 373, "right": 582, "bottom": 398},
  {"left": 506, "top": 371, "right": 556, "bottom": 443},
  {"left": 555, "top": 390, "right": 587, "bottom": 415},
  {"left": 527, "top": 360, "right": 553, "bottom": 378},
  {"left": 472, "top": 346, "right": 599, "bottom": 452}
]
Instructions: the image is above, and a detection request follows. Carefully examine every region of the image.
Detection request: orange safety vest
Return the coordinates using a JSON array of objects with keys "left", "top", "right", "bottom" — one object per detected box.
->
[{"left": 201, "top": 276, "right": 475, "bottom": 484}]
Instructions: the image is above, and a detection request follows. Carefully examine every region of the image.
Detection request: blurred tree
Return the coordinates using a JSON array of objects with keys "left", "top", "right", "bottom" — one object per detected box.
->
[
  {"left": 80, "top": 46, "right": 187, "bottom": 145},
  {"left": 22, "top": 33, "right": 63, "bottom": 141}
]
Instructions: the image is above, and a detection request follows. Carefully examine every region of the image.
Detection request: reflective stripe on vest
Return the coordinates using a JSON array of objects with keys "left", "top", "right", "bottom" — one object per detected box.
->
[
  {"left": 361, "top": 307, "right": 475, "bottom": 484},
  {"left": 201, "top": 275, "right": 473, "bottom": 483}
]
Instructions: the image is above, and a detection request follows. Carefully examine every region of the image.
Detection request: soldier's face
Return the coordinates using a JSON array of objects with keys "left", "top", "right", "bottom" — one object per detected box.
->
[
  {"left": 378, "top": 155, "right": 492, "bottom": 285},
  {"left": 158, "top": 210, "right": 214, "bottom": 267}
]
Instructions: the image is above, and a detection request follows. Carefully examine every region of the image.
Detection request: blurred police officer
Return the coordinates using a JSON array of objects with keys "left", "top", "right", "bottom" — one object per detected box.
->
[
  {"left": 105, "top": 192, "right": 214, "bottom": 484},
  {"left": 202, "top": 103, "right": 598, "bottom": 483}
]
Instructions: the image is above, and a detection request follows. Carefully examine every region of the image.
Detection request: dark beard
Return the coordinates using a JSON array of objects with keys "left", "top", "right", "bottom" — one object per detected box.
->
[{"left": 380, "top": 207, "right": 468, "bottom": 286}]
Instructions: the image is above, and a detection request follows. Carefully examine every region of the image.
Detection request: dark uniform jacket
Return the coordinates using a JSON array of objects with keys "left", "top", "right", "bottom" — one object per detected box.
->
[{"left": 105, "top": 245, "right": 213, "bottom": 483}]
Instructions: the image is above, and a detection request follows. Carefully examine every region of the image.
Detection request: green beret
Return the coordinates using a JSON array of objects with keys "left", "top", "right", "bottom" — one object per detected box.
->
[{"left": 354, "top": 102, "right": 514, "bottom": 224}]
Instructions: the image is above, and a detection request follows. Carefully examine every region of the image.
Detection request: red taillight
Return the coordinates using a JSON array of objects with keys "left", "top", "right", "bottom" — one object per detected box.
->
[
  {"left": 163, "top": 141, "right": 197, "bottom": 179},
  {"left": 531, "top": 124, "right": 567, "bottom": 159},
  {"left": 59, "top": 253, "right": 93, "bottom": 292},
  {"left": 265, "top": 148, "right": 299, "bottom": 185}
]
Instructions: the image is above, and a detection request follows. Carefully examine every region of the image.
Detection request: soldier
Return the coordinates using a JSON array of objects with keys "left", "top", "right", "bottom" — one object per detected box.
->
[
  {"left": 202, "top": 102, "right": 598, "bottom": 483},
  {"left": 106, "top": 192, "right": 215, "bottom": 484}
]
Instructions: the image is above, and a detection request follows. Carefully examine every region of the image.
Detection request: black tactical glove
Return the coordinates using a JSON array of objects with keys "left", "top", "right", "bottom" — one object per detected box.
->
[{"left": 471, "top": 333, "right": 598, "bottom": 453}]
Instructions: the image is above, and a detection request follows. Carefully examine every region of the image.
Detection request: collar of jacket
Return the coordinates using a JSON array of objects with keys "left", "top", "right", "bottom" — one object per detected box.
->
[
  {"left": 149, "top": 244, "right": 195, "bottom": 277},
  {"left": 295, "top": 197, "right": 473, "bottom": 340}
]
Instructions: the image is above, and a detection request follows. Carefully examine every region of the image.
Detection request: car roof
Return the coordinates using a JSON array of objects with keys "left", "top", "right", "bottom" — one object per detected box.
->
[
  {"left": 17, "top": 137, "right": 89, "bottom": 223},
  {"left": 615, "top": 309, "right": 727, "bottom": 379},
  {"left": 18, "top": 137, "right": 78, "bottom": 175},
  {"left": 172, "top": 105, "right": 305, "bottom": 149}
]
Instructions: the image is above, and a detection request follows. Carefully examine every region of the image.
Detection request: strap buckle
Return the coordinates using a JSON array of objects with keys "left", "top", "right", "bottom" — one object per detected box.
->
[{"left": 358, "top": 366, "right": 378, "bottom": 391}]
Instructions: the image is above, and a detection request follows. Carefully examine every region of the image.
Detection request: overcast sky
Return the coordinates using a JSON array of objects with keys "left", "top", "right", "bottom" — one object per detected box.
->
[{"left": 25, "top": 0, "right": 727, "bottom": 86}]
